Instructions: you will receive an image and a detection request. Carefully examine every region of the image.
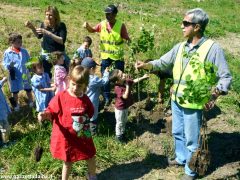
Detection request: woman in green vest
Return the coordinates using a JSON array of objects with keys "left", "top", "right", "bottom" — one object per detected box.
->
[
  {"left": 135, "top": 8, "right": 232, "bottom": 180},
  {"left": 83, "top": 4, "right": 131, "bottom": 106}
]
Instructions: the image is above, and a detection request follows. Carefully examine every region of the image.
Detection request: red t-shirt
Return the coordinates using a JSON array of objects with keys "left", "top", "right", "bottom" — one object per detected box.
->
[
  {"left": 94, "top": 21, "right": 130, "bottom": 40},
  {"left": 114, "top": 80, "right": 134, "bottom": 110},
  {"left": 46, "top": 91, "right": 96, "bottom": 162}
]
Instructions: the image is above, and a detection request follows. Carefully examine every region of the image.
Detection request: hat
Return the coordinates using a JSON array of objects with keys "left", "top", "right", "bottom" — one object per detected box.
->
[
  {"left": 81, "top": 57, "right": 98, "bottom": 68},
  {"left": 104, "top": 4, "right": 118, "bottom": 14}
]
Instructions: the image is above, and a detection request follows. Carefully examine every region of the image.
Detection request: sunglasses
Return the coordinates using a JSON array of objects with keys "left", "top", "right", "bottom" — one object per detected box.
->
[{"left": 182, "top": 20, "right": 196, "bottom": 27}]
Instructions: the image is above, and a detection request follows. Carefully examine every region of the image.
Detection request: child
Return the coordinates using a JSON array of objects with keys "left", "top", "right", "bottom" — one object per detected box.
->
[
  {"left": 81, "top": 57, "right": 109, "bottom": 135},
  {"left": 73, "top": 36, "right": 93, "bottom": 59},
  {"left": 110, "top": 70, "right": 149, "bottom": 143},
  {"left": 2, "top": 33, "right": 33, "bottom": 111},
  {"left": 31, "top": 61, "right": 55, "bottom": 112},
  {"left": 0, "top": 77, "right": 11, "bottom": 147},
  {"left": 38, "top": 65, "right": 97, "bottom": 180},
  {"left": 51, "top": 51, "right": 68, "bottom": 94}
]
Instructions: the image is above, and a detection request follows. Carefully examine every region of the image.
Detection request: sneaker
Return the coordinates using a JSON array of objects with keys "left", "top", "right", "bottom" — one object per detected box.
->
[
  {"left": 115, "top": 134, "right": 127, "bottom": 143},
  {"left": 1, "top": 141, "right": 16, "bottom": 148},
  {"left": 89, "top": 122, "right": 97, "bottom": 136},
  {"left": 86, "top": 173, "right": 97, "bottom": 180},
  {"left": 167, "top": 158, "right": 183, "bottom": 166},
  {"left": 181, "top": 174, "right": 195, "bottom": 180},
  {"left": 29, "top": 101, "right": 34, "bottom": 108}
]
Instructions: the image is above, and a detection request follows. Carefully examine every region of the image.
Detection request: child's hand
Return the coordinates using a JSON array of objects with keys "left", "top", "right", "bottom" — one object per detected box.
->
[
  {"left": 37, "top": 112, "right": 45, "bottom": 123},
  {"left": 126, "top": 78, "right": 134, "bottom": 86},
  {"left": 104, "top": 67, "right": 109, "bottom": 72},
  {"left": 10, "top": 61, "right": 15, "bottom": 67},
  {"left": 51, "top": 84, "right": 57, "bottom": 92},
  {"left": 143, "top": 74, "right": 150, "bottom": 79},
  {"left": 83, "top": 22, "right": 89, "bottom": 28},
  {"left": 38, "top": 111, "right": 51, "bottom": 123},
  {"left": 1, "top": 77, "right": 7, "bottom": 84}
]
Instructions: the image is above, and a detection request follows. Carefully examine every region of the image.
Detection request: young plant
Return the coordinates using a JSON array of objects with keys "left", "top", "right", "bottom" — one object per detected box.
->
[{"left": 178, "top": 52, "right": 218, "bottom": 105}]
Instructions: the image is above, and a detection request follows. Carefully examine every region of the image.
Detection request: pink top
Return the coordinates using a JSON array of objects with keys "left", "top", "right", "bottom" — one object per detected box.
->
[
  {"left": 46, "top": 91, "right": 96, "bottom": 162},
  {"left": 94, "top": 21, "right": 130, "bottom": 40},
  {"left": 54, "top": 65, "right": 68, "bottom": 94}
]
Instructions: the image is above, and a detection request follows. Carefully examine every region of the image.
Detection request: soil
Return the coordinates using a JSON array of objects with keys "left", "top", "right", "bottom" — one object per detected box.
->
[{"left": 97, "top": 97, "right": 240, "bottom": 180}]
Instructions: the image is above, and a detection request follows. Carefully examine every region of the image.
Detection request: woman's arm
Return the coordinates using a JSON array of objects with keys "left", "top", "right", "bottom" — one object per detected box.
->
[{"left": 36, "top": 28, "right": 64, "bottom": 45}]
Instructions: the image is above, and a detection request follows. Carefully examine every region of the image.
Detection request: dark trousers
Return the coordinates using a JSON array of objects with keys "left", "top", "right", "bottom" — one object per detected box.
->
[{"left": 100, "top": 58, "right": 124, "bottom": 101}]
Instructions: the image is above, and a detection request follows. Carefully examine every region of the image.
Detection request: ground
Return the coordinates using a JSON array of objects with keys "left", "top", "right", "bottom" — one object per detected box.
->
[{"left": 1, "top": 3, "right": 240, "bottom": 180}]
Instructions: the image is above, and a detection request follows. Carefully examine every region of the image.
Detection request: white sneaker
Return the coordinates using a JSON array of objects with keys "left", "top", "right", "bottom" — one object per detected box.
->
[
  {"left": 14, "top": 105, "right": 20, "bottom": 111},
  {"left": 29, "top": 102, "right": 34, "bottom": 108}
]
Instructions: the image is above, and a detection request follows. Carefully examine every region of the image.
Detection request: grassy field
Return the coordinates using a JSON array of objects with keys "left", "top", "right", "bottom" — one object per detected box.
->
[{"left": 0, "top": 0, "right": 240, "bottom": 179}]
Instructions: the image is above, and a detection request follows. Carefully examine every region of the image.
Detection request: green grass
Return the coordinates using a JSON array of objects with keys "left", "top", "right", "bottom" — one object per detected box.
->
[{"left": 0, "top": 0, "right": 240, "bottom": 178}]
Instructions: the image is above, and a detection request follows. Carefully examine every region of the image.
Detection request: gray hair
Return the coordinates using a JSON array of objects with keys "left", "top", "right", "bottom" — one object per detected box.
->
[{"left": 186, "top": 8, "right": 209, "bottom": 34}]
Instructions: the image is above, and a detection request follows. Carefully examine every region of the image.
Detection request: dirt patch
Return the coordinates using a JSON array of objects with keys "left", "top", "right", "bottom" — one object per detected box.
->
[{"left": 215, "top": 32, "right": 240, "bottom": 57}]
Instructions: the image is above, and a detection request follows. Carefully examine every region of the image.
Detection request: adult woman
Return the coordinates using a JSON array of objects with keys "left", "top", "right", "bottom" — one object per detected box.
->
[{"left": 25, "top": 6, "right": 69, "bottom": 78}]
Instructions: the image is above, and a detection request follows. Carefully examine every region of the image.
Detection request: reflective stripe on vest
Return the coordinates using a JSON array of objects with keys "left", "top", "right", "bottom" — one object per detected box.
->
[
  {"left": 171, "top": 39, "right": 215, "bottom": 109},
  {"left": 100, "top": 20, "right": 124, "bottom": 60}
]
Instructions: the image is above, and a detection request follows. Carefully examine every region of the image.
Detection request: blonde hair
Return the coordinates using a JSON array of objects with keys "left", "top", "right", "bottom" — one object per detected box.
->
[
  {"left": 44, "top": 6, "right": 61, "bottom": 28},
  {"left": 69, "top": 65, "right": 89, "bottom": 88}
]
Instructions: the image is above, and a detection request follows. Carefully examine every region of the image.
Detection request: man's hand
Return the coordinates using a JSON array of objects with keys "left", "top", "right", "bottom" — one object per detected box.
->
[{"left": 204, "top": 100, "right": 215, "bottom": 111}]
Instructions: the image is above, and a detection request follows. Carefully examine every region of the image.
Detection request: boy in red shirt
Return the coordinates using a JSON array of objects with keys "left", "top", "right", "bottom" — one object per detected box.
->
[{"left": 109, "top": 69, "right": 149, "bottom": 143}]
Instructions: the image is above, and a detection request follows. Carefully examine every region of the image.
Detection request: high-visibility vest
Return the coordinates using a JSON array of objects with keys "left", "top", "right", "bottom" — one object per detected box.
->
[
  {"left": 171, "top": 39, "right": 215, "bottom": 109},
  {"left": 100, "top": 20, "right": 124, "bottom": 60}
]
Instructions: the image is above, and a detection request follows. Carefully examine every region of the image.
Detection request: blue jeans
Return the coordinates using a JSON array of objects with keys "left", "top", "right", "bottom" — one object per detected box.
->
[
  {"left": 171, "top": 100, "right": 202, "bottom": 176},
  {"left": 101, "top": 58, "right": 124, "bottom": 101}
]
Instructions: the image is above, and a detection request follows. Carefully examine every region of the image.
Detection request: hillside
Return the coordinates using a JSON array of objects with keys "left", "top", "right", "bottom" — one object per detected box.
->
[{"left": 0, "top": 0, "right": 240, "bottom": 179}]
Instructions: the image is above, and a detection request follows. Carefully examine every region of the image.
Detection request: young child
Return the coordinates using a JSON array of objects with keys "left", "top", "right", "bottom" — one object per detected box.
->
[
  {"left": 109, "top": 70, "right": 149, "bottom": 143},
  {"left": 2, "top": 33, "right": 33, "bottom": 111},
  {"left": 51, "top": 51, "right": 68, "bottom": 94},
  {"left": 0, "top": 77, "right": 11, "bottom": 147},
  {"left": 73, "top": 36, "right": 93, "bottom": 59},
  {"left": 38, "top": 65, "right": 97, "bottom": 180},
  {"left": 81, "top": 57, "right": 109, "bottom": 135},
  {"left": 31, "top": 61, "right": 55, "bottom": 112}
]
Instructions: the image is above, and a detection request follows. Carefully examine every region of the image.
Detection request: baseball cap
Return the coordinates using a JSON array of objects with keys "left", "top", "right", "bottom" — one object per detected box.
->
[
  {"left": 104, "top": 4, "right": 118, "bottom": 14},
  {"left": 81, "top": 57, "right": 99, "bottom": 68}
]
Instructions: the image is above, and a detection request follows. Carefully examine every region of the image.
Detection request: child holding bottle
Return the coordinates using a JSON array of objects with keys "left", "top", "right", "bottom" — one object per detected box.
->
[
  {"left": 2, "top": 33, "right": 33, "bottom": 111},
  {"left": 38, "top": 65, "right": 97, "bottom": 180}
]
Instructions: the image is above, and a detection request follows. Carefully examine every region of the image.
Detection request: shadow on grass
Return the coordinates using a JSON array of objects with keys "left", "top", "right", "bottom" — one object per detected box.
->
[
  {"left": 98, "top": 153, "right": 168, "bottom": 180},
  {"left": 207, "top": 131, "right": 240, "bottom": 174}
]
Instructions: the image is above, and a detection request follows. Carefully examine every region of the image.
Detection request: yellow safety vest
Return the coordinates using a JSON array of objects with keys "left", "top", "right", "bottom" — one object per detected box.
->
[
  {"left": 100, "top": 20, "right": 124, "bottom": 60},
  {"left": 171, "top": 39, "right": 214, "bottom": 109}
]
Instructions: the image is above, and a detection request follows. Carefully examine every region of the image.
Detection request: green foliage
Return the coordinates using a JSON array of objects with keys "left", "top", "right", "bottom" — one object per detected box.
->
[
  {"left": 178, "top": 52, "right": 218, "bottom": 105},
  {"left": 130, "top": 25, "right": 155, "bottom": 56}
]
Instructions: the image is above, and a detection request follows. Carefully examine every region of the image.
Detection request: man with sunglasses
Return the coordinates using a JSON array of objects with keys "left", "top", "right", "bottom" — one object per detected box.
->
[
  {"left": 83, "top": 4, "right": 130, "bottom": 107},
  {"left": 135, "top": 8, "right": 231, "bottom": 180}
]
